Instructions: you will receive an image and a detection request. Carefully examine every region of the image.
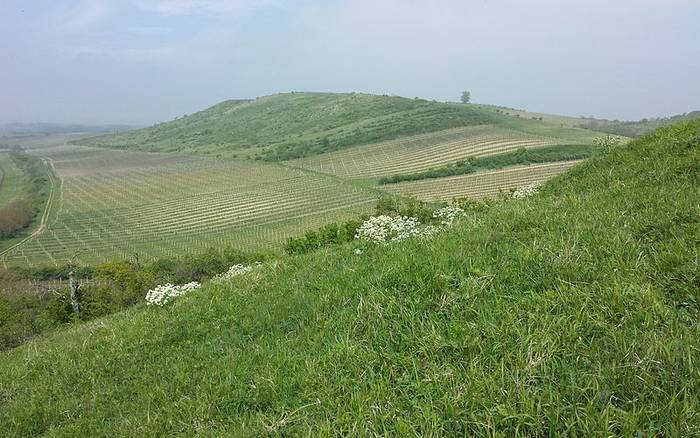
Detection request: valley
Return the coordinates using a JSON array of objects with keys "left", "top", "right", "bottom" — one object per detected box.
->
[{"left": 0, "top": 93, "right": 614, "bottom": 267}]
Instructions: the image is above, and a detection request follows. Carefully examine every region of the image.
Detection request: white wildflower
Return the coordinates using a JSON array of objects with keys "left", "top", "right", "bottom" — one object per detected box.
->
[
  {"left": 355, "top": 215, "right": 438, "bottom": 244},
  {"left": 145, "top": 281, "right": 201, "bottom": 306},
  {"left": 354, "top": 248, "right": 363, "bottom": 255},
  {"left": 432, "top": 205, "right": 466, "bottom": 226},
  {"left": 512, "top": 182, "right": 543, "bottom": 199},
  {"left": 212, "top": 264, "right": 253, "bottom": 283},
  {"left": 421, "top": 225, "right": 441, "bottom": 237}
]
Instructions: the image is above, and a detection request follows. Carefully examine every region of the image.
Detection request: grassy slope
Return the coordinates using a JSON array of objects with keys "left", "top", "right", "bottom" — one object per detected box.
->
[
  {"left": 75, "top": 93, "right": 600, "bottom": 161},
  {"left": 1, "top": 120, "right": 699, "bottom": 435}
]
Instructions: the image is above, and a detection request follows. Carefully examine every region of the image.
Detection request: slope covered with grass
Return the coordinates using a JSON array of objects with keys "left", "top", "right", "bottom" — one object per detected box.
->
[
  {"left": 1, "top": 120, "right": 699, "bottom": 435},
  {"left": 76, "top": 93, "right": 497, "bottom": 160}
]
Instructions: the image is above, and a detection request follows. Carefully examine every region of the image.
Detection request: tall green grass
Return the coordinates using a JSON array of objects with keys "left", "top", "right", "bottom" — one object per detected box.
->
[{"left": 0, "top": 119, "right": 698, "bottom": 435}]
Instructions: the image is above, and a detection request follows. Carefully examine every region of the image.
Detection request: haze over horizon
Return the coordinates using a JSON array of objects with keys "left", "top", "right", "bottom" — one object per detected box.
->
[{"left": 1, "top": 0, "right": 699, "bottom": 125}]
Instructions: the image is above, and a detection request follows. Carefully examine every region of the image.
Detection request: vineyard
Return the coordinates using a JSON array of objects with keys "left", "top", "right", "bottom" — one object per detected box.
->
[
  {"left": 381, "top": 160, "right": 582, "bottom": 201},
  {"left": 0, "top": 131, "right": 595, "bottom": 266},
  {"left": 290, "top": 125, "right": 579, "bottom": 180},
  {"left": 0, "top": 94, "right": 615, "bottom": 267},
  {"left": 0, "top": 143, "right": 377, "bottom": 267}
]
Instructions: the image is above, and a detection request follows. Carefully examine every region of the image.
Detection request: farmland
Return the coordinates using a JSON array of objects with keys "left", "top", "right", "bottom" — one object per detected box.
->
[
  {"left": 381, "top": 161, "right": 582, "bottom": 201},
  {"left": 1, "top": 94, "right": 615, "bottom": 267},
  {"left": 0, "top": 142, "right": 377, "bottom": 267},
  {"left": 289, "top": 125, "right": 592, "bottom": 180}
]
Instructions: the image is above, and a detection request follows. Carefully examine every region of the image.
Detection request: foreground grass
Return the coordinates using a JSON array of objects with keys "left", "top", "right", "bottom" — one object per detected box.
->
[{"left": 1, "top": 120, "right": 699, "bottom": 435}]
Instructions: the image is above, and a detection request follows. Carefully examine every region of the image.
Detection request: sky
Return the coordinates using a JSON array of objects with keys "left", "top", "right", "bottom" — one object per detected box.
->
[{"left": 1, "top": 0, "right": 699, "bottom": 125}]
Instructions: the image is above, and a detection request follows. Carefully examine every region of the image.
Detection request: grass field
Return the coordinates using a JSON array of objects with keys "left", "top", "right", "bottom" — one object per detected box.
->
[
  {"left": 382, "top": 161, "right": 582, "bottom": 201},
  {"left": 0, "top": 142, "right": 378, "bottom": 267},
  {"left": 1, "top": 119, "right": 697, "bottom": 435},
  {"left": 0, "top": 152, "right": 27, "bottom": 208}
]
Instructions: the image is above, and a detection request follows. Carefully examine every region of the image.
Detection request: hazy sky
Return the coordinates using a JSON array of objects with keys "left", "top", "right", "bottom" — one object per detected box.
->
[{"left": 1, "top": 0, "right": 699, "bottom": 125}]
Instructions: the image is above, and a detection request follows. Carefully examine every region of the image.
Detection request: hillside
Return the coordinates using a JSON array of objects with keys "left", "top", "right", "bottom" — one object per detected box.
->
[
  {"left": 1, "top": 119, "right": 698, "bottom": 435},
  {"left": 75, "top": 93, "right": 599, "bottom": 161}
]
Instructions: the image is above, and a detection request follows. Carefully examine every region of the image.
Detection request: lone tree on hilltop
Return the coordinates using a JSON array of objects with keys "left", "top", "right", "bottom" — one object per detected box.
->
[{"left": 461, "top": 91, "right": 471, "bottom": 104}]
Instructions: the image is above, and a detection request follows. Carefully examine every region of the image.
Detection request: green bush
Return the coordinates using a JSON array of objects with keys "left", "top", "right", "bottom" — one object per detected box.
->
[{"left": 1, "top": 245, "right": 275, "bottom": 351}]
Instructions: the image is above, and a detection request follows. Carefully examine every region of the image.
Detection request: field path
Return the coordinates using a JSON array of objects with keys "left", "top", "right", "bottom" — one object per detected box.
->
[{"left": 0, "top": 155, "right": 60, "bottom": 262}]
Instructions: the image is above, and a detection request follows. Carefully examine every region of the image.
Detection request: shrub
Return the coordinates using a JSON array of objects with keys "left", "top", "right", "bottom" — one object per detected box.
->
[{"left": 0, "top": 200, "right": 33, "bottom": 237}]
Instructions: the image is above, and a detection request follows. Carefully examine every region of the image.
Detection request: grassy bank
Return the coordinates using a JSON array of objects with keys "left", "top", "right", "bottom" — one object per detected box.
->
[{"left": 0, "top": 119, "right": 698, "bottom": 435}]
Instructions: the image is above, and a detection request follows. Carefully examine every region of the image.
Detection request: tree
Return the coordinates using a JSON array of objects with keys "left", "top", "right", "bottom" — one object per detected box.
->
[
  {"left": 460, "top": 91, "right": 471, "bottom": 104},
  {"left": 68, "top": 267, "right": 81, "bottom": 314}
]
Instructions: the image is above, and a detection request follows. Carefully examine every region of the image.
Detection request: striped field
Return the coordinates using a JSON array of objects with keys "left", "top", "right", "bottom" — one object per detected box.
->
[
  {"left": 289, "top": 126, "right": 572, "bottom": 180},
  {"left": 381, "top": 160, "right": 582, "bottom": 201},
  {"left": 1, "top": 118, "right": 601, "bottom": 267},
  {"left": 0, "top": 142, "right": 377, "bottom": 267}
]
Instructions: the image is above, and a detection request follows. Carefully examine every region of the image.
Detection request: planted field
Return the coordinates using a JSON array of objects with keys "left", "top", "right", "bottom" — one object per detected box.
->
[
  {"left": 0, "top": 143, "right": 377, "bottom": 267},
  {"left": 290, "top": 125, "right": 574, "bottom": 180},
  {"left": 381, "top": 160, "right": 582, "bottom": 201}
]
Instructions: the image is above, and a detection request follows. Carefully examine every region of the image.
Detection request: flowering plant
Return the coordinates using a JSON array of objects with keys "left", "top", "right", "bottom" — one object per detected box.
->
[
  {"left": 355, "top": 215, "right": 421, "bottom": 244},
  {"left": 355, "top": 215, "right": 440, "bottom": 244},
  {"left": 432, "top": 205, "right": 466, "bottom": 226},
  {"left": 145, "top": 282, "right": 201, "bottom": 306},
  {"left": 512, "top": 182, "right": 542, "bottom": 199},
  {"left": 212, "top": 264, "right": 253, "bottom": 283}
]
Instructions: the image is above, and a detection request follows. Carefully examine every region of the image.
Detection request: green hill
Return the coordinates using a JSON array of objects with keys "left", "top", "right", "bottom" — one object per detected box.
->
[
  {"left": 75, "top": 93, "right": 600, "bottom": 161},
  {"left": 1, "top": 119, "right": 698, "bottom": 435}
]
